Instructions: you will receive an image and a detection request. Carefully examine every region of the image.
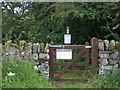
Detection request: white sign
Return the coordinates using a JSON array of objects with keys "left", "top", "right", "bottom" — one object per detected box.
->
[
  {"left": 56, "top": 49, "right": 72, "bottom": 60},
  {"left": 85, "top": 46, "right": 92, "bottom": 48},
  {"left": 64, "top": 34, "right": 71, "bottom": 44}
]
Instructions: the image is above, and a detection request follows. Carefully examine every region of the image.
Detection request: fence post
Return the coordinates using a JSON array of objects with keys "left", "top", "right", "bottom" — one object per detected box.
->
[{"left": 92, "top": 37, "right": 98, "bottom": 74}]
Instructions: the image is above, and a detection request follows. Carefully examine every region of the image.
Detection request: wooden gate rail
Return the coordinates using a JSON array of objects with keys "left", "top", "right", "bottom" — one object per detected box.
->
[{"left": 55, "top": 49, "right": 85, "bottom": 80}]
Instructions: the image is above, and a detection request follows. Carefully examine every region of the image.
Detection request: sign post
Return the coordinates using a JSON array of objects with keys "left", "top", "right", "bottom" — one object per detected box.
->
[
  {"left": 64, "top": 26, "right": 71, "bottom": 44},
  {"left": 60, "top": 26, "right": 72, "bottom": 61}
]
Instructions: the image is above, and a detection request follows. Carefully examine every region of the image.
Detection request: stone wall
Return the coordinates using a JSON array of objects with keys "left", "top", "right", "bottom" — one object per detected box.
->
[
  {"left": 2, "top": 41, "right": 50, "bottom": 79},
  {"left": 98, "top": 39, "right": 120, "bottom": 75},
  {"left": 2, "top": 41, "right": 49, "bottom": 61}
]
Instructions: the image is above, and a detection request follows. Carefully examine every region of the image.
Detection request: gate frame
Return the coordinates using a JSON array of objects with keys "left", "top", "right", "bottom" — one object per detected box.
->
[
  {"left": 49, "top": 42, "right": 93, "bottom": 81},
  {"left": 49, "top": 37, "right": 99, "bottom": 81}
]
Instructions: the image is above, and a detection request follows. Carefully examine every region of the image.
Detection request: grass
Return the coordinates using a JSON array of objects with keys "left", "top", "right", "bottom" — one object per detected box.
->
[
  {"left": 2, "top": 59, "right": 120, "bottom": 88},
  {"left": 2, "top": 60, "right": 54, "bottom": 88}
]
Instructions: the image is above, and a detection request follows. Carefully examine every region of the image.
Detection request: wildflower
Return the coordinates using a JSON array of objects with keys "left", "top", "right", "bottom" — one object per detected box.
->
[{"left": 7, "top": 72, "right": 15, "bottom": 76}]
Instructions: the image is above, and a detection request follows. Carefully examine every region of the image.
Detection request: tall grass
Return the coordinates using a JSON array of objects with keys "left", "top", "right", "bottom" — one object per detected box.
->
[
  {"left": 2, "top": 59, "right": 120, "bottom": 88},
  {"left": 2, "top": 60, "right": 54, "bottom": 88},
  {"left": 90, "top": 71, "right": 120, "bottom": 88}
]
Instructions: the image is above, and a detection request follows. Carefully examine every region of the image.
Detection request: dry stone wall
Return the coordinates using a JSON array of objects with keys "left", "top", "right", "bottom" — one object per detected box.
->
[
  {"left": 2, "top": 41, "right": 49, "bottom": 61},
  {"left": 2, "top": 40, "right": 50, "bottom": 79},
  {"left": 98, "top": 39, "right": 120, "bottom": 75}
]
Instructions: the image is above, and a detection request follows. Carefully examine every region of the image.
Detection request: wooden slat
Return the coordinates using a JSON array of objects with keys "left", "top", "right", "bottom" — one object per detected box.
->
[
  {"left": 73, "top": 54, "right": 86, "bottom": 58},
  {"left": 51, "top": 54, "right": 86, "bottom": 58},
  {"left": 64, "top": 45, "right": 85, "bottom": 49},
  {"left": 49, "top": 45, "right": 85, "bottom": 49},
  {"left": 54, "top": 70, "right": 85, "bottom": 74},
  {"left": 53, "top": 63, "right": 86, "bottom": 66},
  {"left": 55, "top": 49, "right": 85, "bottom": 79},
  {"left": 49, "top": 43, "right": 90, "bottom": 81}
]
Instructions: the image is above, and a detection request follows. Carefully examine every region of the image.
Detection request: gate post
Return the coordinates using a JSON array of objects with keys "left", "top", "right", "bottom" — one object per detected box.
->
[
  {"left": 85, "top": 42, "right": 89, "bottom": 76},
  {"left": 92, "top": 37, "right": 98, "bottom": 74},
  {"left": 49, "top": 42, "right": 54, "bottom": 80}
]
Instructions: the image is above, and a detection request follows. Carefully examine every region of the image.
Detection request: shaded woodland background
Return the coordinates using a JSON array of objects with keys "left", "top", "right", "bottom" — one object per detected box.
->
[{"left": 2, "top": 2, "right": 120, "bottom": 44}]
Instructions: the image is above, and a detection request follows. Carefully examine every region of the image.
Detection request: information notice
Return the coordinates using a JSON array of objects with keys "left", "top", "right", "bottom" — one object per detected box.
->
[{"left": 56, "top": 49, "right": 72, "bottom": 60}]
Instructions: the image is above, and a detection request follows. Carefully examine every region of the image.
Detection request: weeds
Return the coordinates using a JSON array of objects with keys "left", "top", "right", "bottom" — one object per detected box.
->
[
  {"left": 91, "top": 71, "right": 120, "bottom": 88},
  {"left": 2, "top": 60, "right": 54, "bottom": 88},
  {"left": 2, "top": 59, "right": 120, "bottom": 88}
]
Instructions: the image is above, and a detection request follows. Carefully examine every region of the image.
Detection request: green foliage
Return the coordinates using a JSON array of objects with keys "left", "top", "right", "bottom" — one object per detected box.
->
[
  {"left": 2, "top": 2, "right": 120, "bottom": 44},
  {"left": 91, "top": 71, "right": 120, "bottom": 88},
  {"left": 2, "top": 60, "right": 54, "bottom": 88},
  {"left": 2, "top": 59, "right": 120, "bottom": 88}
]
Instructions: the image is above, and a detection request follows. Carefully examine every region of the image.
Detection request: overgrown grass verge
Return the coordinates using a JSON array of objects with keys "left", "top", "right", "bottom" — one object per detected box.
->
[
  {"left": 2, "top": 59, "right": 120, "bottom": 88},
  {"left": 2, "top": 60, "right": 54, "bottom": 88},
  {"left": 89, "top": 71, "right": 120, "bottom": 88}
]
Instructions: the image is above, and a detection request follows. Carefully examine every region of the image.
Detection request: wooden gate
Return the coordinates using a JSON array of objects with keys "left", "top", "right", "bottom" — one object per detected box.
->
[{"left": 49, "top": 42, "right": 91, "bottom": 81}]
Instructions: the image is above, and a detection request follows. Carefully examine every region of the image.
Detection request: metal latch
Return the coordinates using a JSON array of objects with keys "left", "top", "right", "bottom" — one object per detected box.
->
[
  {"left": 85, "top": 46, "right": 92, "bottom": 48},
  {"left": 49, "top": 45, "right": 62, "bottom": 47}
]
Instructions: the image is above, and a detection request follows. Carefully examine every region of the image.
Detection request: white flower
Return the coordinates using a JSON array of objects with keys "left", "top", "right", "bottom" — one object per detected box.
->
[{"left": 7, "top": 72, "right": 15, "bottom": 76}]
